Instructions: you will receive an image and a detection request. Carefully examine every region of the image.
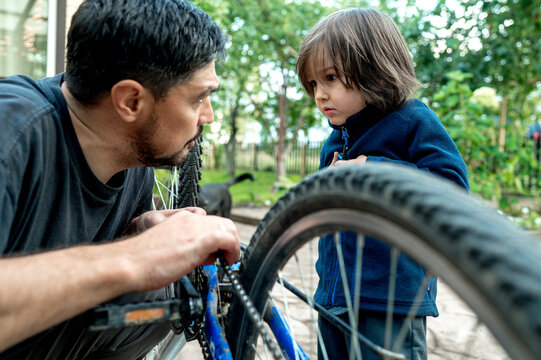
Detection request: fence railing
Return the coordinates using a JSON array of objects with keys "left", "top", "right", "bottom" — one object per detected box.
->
[{"left": 201, "top": 141, "right": 324, "bottom": 176}]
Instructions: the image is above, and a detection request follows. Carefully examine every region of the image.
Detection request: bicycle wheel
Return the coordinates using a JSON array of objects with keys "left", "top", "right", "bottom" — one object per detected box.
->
[
  {"left": 146, "top": 139, "right": 203, "bottom": 360},
  {"left": 153, "top": 138, "right": 202, "bottom": 210},
  {"left": 226, "top": 163, "right": 541, "bottom": 360}
]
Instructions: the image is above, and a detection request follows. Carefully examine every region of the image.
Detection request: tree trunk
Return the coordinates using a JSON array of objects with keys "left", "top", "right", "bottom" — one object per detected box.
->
[
  {"left": 301, "top": 143, "right": 307, "bottom": 177},
  {"left": 208, "top": 143, "right": 215, "bottom": 170},
  {"left": 226, "top": 138, "right": 236, "bottom": 177},
  {"left": 226, "top": 86, "right": 244, "bottom": 177},
  {"left": 281, "top": 96, "right": 312, "bottom": 177},
  {"left": 276, "top": 83, "right": 287, "bottom": 180},
  {"left": 498, "top": 94, "right": 508, "bottom": 152}
]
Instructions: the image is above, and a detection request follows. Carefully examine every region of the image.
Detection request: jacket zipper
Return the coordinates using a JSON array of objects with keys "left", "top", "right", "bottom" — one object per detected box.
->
[{"left": 340, "top": 126, "right": 349, "bottom": 160}]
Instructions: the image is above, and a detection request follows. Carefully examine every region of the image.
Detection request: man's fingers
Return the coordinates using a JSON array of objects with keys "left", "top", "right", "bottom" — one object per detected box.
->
[
  {"left": 214, "top": 219, "right": 240, "bottom": 265},
  {"left": 155, "top": 207, "right": 207, "bottom": 217},
  {"left": 181, "top": 207, "right": 207, "bottom": 216}
]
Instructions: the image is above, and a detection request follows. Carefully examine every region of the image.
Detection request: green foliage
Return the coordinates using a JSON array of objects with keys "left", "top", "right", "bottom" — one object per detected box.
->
[
  {"left": 512, "top": 208, "right": 541, "bottom": 230},
  {"left": 193, "top": 0, "right": 332, "bottom": 173},
  {"left": 200, "top": 170, "right": 301, "bottom": 206},
  {"left": 185, "top": 0, "right": 541, "bottom": 226},
  {"left": 433, "top": 71, "right": 540, "bottom": 211}
]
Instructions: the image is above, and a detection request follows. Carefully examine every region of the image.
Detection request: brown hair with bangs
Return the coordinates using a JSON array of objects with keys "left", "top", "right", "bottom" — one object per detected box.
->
[{"left": 296, "top": 8, "right": 420, "bottom": 114}]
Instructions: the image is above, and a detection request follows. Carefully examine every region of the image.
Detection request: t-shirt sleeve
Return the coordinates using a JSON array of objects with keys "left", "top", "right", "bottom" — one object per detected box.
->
[{"left": 0, "top": 165, "right": 16, "bottom": 253}]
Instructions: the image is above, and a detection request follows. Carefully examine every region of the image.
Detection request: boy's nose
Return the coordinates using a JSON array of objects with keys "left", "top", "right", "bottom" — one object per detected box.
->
[{"left": 314, "top": 86, "right": 328, "bottom": 101}]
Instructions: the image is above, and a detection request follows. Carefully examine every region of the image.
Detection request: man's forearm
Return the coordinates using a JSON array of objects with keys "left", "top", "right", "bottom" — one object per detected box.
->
[
  {"left": 0, "top": 243, "right": 136, "bottom": 352},
  {"left": 0, "top": 209, "right": 240, "bottom": 353}
]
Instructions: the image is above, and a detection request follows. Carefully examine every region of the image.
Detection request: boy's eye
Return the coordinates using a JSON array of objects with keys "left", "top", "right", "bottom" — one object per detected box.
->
[
  {"left": 326, "top": 74, "right": 337, "bottom": 81},
  {"left": 309, "top": 80, "right": 317, "bottom": 88}
]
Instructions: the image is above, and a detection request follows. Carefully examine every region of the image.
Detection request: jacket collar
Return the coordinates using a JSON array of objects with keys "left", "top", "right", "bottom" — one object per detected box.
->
[{"left": 327, "top": 104, "right": 385, "bottom": 132}]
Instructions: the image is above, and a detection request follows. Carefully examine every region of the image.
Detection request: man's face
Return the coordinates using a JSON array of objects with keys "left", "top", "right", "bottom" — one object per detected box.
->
[{"left": 133, "top": 61, "right": 219, "bottom": 167}]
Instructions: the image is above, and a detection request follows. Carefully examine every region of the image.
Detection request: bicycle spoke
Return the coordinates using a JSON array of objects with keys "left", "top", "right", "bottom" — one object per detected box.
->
[
  {"left": 334, "top": 231, "right": 362, "bottom": 359},
  {"left": 153, "top": 176, "right": 167, "bottom": 210},
  {"left": 168, "top": 167, "right": 179, "bottom": 209},
  {"left": 352, "top": 234, "right": 365, "bottom": 358},
  {"left": 276, "top": 272, "right": 299, "bottom": 360},
  {"left": 252, "top": 342, "right": 266, "bottom": 360},
  {"left": 153, "top": 169, "right": 179, "bottom": 210},
  {"left": 292, "top": 253, "right": 329, "bottom": 360},
  {"left": 384, "top": 247, "right": 400, "bottom": 351},
  {"left": 307, "top": 240, "right": 318, "bottom": 358},
  {"left": 391, "top": 273, "right": 432, "bottom": 353}
]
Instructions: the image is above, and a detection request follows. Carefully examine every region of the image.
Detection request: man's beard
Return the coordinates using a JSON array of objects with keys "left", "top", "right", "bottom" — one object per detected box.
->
[{"left": 132, "top": 112, "right": 203, "bottom": 168}]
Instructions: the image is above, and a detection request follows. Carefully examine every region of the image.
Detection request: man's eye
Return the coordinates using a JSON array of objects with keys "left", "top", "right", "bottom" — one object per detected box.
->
[{"left": 198, "top": 99, "right": 204, "bottom": 104}]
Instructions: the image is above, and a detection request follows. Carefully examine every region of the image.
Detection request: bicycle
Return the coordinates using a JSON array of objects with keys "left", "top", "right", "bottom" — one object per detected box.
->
[{"left": 91, "top": 139, "right": 541, "bottom": 360}]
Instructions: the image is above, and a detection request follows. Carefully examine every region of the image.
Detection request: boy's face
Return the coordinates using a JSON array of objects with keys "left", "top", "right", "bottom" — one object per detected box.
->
[{"left": 307, "top": 56, "right": 366, "bottom": 126}]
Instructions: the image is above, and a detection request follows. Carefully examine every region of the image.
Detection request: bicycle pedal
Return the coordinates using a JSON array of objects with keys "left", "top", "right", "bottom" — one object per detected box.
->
[{"left": 89, "top": 299, "right": 183, "bottom": 331}]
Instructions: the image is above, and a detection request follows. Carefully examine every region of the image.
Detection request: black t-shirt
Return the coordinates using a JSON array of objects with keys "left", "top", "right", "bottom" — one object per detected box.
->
[
  {"left": 0, "top": 74, "right": 154, "bottom": 254},
  {"left": 0, "top": 75, "right": 169, "bottom": 359}
]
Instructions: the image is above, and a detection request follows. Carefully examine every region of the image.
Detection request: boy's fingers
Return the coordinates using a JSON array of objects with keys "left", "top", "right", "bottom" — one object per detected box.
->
[{"left": 330, "top": 152, "right": 339, "bottom": 167}]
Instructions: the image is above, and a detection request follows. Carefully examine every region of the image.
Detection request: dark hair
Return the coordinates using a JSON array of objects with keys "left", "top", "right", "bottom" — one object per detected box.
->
[
  {"left": 64, "top": 0, "right": 227, "bottom": 105},
  {"left": 297, "top": 8, "right": 420, "bottom": 114}
]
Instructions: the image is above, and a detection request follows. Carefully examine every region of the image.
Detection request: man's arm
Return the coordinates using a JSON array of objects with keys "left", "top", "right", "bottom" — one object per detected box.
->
[{"left": 0, "top": 209, "right": 239, "bottom": 352}]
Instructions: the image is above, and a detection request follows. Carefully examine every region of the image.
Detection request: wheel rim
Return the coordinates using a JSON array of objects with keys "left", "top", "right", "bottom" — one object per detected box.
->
[{"left": 239, "top": 208, "right": 525, "bottom": 360}]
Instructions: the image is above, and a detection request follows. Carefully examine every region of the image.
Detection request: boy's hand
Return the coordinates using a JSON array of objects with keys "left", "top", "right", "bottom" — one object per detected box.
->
[{"left": 330, "top": 152, "right": 367, "bottom": 167}]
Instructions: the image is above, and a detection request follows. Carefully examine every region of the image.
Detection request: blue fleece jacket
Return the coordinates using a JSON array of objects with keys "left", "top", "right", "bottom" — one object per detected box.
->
[{"left": 314, "top": 99, "right": 469, "bottom": 316}]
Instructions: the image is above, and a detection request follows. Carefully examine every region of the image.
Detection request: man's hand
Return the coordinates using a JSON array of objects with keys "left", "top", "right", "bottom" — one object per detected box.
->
[
  {"left": 330, "top": 151, "right": 367, "bottom": 167},
  {"left": 119, "top": 209, "right": 241, "bottom": 292},
  {"left": 124, "top": 207, "right": 206, "bottom": 235}
]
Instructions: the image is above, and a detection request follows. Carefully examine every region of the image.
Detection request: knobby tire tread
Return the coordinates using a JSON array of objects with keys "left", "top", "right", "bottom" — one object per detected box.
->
[
  {"left": 226, "top": 163, "right": 541, "bottom": 360},
  {"left": 176, "top": 138, "right": 202, "bottom": 208}
]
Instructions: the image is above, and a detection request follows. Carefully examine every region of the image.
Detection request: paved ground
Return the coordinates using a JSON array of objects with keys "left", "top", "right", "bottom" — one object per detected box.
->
[{"left": 174, "top": 206, "right": 533, "bottom": 359}]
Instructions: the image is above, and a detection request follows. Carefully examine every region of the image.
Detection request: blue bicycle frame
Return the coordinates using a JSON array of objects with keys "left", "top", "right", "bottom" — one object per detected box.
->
[{"left": 203, "top": 265, "right": 309, "bottom": 360}]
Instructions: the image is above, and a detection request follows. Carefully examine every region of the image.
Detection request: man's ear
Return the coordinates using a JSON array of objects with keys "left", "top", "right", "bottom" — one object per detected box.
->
[{"left": 110, "top": 80, "right": 151, "bottom": 123}]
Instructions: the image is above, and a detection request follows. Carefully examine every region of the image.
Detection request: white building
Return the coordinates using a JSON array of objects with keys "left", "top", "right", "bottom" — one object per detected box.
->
[{"left": 0, "top": 0, "right": 83, "bottom": 78}]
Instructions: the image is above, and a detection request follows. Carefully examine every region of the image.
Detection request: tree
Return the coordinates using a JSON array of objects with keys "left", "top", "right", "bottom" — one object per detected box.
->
[
  {"left": 193, "top": 0, "right": 265, "bottom": 176},
  {"left": 195, "top": 0, "right": 329, "bottom": 179}
]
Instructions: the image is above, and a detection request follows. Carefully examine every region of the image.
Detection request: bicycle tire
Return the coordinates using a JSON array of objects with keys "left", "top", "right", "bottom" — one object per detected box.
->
[
  {"left": 226, "top": 163, "right": 541, "bottom": 360},
  {"left": 152, "top": 138, "right": 202, "bottom": 210},
  {"left": 146, "top": 138, "right": 204, "bottom": 359},
  {"left": 176, "top": 137, "right": 202, "bottom": 208}
]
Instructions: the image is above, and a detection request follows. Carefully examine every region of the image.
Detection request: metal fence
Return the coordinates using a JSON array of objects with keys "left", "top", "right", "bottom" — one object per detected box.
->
[{"left": 201, "top": 141, "right": 324, "bottom": 176}]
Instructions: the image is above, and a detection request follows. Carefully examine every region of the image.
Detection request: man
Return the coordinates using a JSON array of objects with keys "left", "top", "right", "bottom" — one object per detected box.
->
[{"left": 0, "top": 0, "right": 240, "bottom": 358}]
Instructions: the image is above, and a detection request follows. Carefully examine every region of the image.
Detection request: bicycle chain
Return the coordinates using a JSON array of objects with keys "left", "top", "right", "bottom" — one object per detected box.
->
[
  {"left": 218, "top": 255, "right": 285, "bottom": 360},
  {"left": 196, "top": 325, "right": 211, "bottom": 360},
  {"left": 188, "top": 256, "right": 284, "bottom": 360},
  {"left": 190, "top": 267, "right": 212, "bottom": 360}
]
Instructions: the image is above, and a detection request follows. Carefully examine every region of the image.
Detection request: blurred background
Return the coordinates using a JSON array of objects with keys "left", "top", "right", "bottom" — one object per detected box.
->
[{"left": 2, "top": 0, "right": 539, "bottom": 229}]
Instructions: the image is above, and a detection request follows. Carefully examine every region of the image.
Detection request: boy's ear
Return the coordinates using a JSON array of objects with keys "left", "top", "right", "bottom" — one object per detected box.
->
[{"left": 110, "top": 80, "right": 151, "bottom": 123}]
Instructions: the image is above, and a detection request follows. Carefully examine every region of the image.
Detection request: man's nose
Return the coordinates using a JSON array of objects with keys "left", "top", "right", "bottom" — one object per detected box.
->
[{"left": 198, "top": 98, "right": 214, "bottom": 125}]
